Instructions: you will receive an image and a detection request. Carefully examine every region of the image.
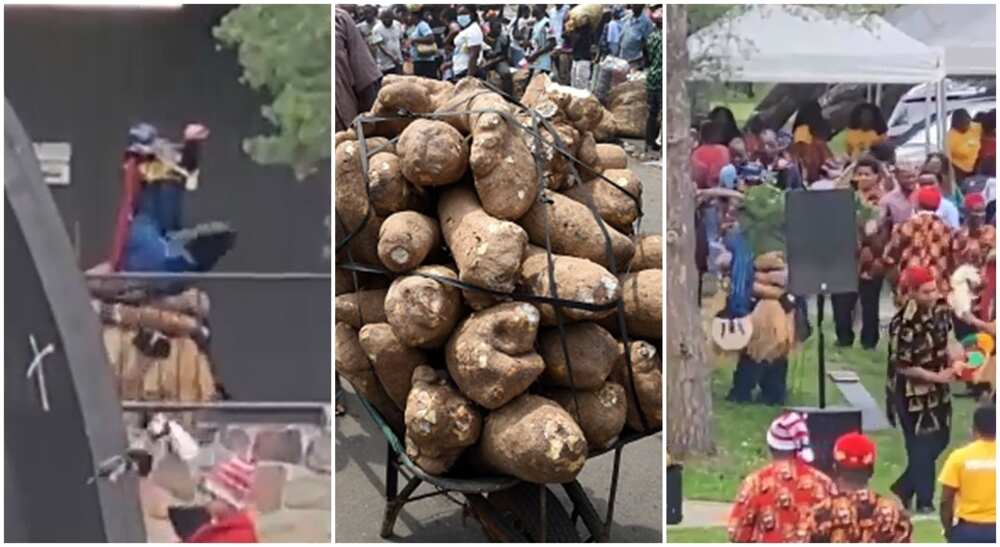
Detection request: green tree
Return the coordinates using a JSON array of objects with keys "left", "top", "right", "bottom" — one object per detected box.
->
[{"left": 214, "top": 5, "right": 331, "bottom": 180}]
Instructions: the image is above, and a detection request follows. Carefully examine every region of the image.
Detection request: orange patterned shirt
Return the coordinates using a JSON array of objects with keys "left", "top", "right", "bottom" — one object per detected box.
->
[
  {"left": 728, "top": 459, "right": 836, "bottom": 543},
  {"left": 796, "top": 488, "right": 913, "bottom": 543},
  {"left": 951, "top": 224, "right": 996, "bottom": 270},
  {"left": 857, "top": 185, "right": 890, "bottom": 280},
  {"left": 883, "top": 212, "right": 955, "bottom": 297}
]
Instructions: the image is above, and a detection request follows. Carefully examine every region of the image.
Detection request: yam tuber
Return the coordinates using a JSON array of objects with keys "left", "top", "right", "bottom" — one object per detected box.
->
[
  {"left": 546, "top": 382, "right": 627, "bottom": 450},
  {"left": 538, "top": 322, "right": 620, "bottom": 389},
  {"left": 383, "top": 265, "right": 463, "bottom": 348},
  {"left": 367, "top": 151, "right": 424, "bottom": 216},
  {"left": 397, "top": 119, "right": 469, "bottom": 186},
  {"left": 377, "top": 211, "right": 441, "bottom": 272},
  {"left": 595, "top": 144, "right": 628, "bottom": 170},
  {"left": 335, "top": 289, "right": 388, "bottom": 329},
  {"left": 628, "top": 235, "right": 663, "bottom": 271},
  {"left": 445, "top": 302, "right": 545, "bottom": 409},
  {"left": 438, "top": 186, "right": 528, "bottom": 294},
  {"left": 334, "top": 212, "right": 383, "bottom": 267},
  {"left": 335, "top": 322, "right": 403, "bottom": 429},
  {"left": 334, "top": 140, "right": 369, "bottom": 229},
  {"left": 373, "top": 80, "right": 434, "bottom": 117},
  {"left": 518, "top": 190, "right": 635, "bottom": 269},
  {"left": 612, "top": 341, "right": 662, "bottom": 431},
  {"left": 358, "top": 322, "right": 430, "bottom": 410},
  {"left": 619, "top": 269, "right": 662, "bottom": 339},
  {"left": 381, "top": 74, "right": 456, "bottom": 111},
  {"left": 576, "top": 131, "right": 600, "bottom": 174},
  {"left": 467, "top": 92, "right": 537, "bottom": 220},
  {"left": 562, "top": 169, "right": 642, "bottom": 234},
  {"left": 476, "top": 394, "right": 588, "bottom": 483},
  {"left": 404, "top": 366, "right": 482, "bottom": 474},
  {"left": 518, "top": 245, "right": 619, "bottom": 325}
]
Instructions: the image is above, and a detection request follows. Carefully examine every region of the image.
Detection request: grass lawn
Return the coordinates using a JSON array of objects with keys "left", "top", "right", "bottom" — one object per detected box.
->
[
  {"left": 678, "top": 314, "right": 981, "bottom": 504},
  {"left": 668, "top": 519, "right": 947, "bottom": 543}
]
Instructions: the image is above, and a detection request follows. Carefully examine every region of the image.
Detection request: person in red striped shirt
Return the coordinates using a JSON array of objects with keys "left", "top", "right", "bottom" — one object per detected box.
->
[
  {"left": 727, "top": 411, "right": 835, "bottom": 542},
  {"left": 188, "top": 456, "right": 259, "bottom": 543}
]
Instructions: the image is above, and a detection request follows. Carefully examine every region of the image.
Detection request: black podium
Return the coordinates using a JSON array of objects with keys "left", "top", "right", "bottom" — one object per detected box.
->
[{"left": 787, "top": 406, "right": 863, "bottom": 476}]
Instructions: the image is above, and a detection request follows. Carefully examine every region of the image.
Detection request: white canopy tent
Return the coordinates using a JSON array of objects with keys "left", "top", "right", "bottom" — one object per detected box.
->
[
  {"left": 687, "top": 5, "right": 948, "bottom": 152},
  {"left": 687, "top": 5, "right": 946, "bottom": 84},
  {"left": 887, "top": 4, "right": 996, "bottom": 77}
]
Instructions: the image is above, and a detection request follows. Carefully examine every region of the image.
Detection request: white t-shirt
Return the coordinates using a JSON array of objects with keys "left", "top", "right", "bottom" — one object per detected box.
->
[
  {"left": 452, "top": 23, "right": 484, "bottom": 76},
  {"left": 369, "top": 20, "right": 404, "bottom": 72}
]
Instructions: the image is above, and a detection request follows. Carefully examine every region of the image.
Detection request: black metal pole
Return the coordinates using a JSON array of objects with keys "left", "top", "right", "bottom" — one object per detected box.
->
[{"left": 816, "top": 291, "right": 826, "bottom": 409}]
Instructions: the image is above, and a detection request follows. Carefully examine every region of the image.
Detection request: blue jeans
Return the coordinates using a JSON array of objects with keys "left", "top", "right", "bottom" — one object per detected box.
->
[{"left": 948, "top": 521, "right": 996, "bottom": 543}]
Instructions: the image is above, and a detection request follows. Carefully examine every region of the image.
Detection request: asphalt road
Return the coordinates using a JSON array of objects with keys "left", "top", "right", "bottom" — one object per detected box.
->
[
  {"left": 334, "top": 140, "right": 664, "bottom": 542},
  {"left": 334, "top": 384, "right": 663, "bottom": 543}
]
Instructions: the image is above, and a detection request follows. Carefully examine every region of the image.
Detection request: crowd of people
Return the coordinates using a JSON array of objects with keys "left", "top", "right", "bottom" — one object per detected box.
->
[
  {"left": 692, "top": 98, "right": 996, "bottom": 542},
  {"left": 334, "top": 4, "right": 662, "bottom": 155}
]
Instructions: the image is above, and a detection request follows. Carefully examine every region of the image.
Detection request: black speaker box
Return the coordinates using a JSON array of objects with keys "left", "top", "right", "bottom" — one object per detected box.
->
[
  {"left": 666, "top": 464, "right": 683, "bottom": 525},
  {"left": 787, "top": 406, "right": 863, "bottom": 476},
  {"left": 786, "top": 189, "right": 858, "bottom": 295}
]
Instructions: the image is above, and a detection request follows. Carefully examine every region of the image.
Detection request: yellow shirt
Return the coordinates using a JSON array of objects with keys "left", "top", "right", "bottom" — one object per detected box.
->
[
  {"left": 938, "top": 439, "right": 996, "bottom": 523},
  {"left": 845, "top": 129, "right": 885, "bottom": 158},
  {"left": 793, "top": 125, "right": 813, "bottom": 144},
  {"left": 947, "top": 122, "right": 983, "bottom": 173}
]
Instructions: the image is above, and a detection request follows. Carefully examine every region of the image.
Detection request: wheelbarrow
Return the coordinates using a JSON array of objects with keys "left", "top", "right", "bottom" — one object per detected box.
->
[{"left": 355, "top": 394, "right": 657, "bottom": 542}]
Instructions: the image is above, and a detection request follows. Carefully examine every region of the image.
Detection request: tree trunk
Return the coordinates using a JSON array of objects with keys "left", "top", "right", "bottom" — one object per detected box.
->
[
  {"left": 756, "top": 84, "right": 827, "bottom": 129},
  {"left": 666, "top": 5, "right": 716, "bottom": 457}
]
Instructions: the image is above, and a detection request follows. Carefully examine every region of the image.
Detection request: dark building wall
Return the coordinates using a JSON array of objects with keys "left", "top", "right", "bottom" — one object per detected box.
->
[{"left": 5, "top": 5, "right": 331, "bottom": 402}]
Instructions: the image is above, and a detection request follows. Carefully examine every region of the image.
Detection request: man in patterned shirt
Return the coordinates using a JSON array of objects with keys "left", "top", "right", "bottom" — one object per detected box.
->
[
  {"left": 887, "top": 266, "right": 958, "bottom": 513},
  {"left": 797, "top": 432, "right": 913, "bottom": 542},
  {"left": 833, "top": 156, "right": 891, "bottom": 349},
  {"left": 950, "top": 192, "right": 995, "bottom": 340},
  {"left": 883, "top": 185, "right": 956, "bottom": 304},
  {"left": 952, "top": 193, "right": 995, "bottom": 270},
  {"left": 728, "top": 411, "right": 835, "bottom": 542}
]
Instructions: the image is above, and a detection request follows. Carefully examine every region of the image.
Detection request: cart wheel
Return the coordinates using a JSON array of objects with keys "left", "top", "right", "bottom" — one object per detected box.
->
[{"left": 484, "top": 483, "right": 581, "bottom": 543}]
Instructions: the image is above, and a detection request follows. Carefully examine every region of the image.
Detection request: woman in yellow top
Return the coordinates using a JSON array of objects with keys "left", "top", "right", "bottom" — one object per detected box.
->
[
  {"left": 791, "top": 100, "right": 833, "bottom": 183},
  {"left": 845, "top": 103, "right": 888, "bottom": 159},
  {"left": 947, "top": 108, "right": 983, "bottom": 181}
]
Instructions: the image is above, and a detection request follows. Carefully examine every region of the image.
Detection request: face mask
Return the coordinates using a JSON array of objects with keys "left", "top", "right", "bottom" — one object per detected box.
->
[{"left": 457, "top": 14, "right": 471, "bottom": 27}]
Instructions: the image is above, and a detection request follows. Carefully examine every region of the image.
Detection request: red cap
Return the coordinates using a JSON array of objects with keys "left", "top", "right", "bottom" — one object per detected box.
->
[
  {"left": 964, "top": 192, "right": 986, "bottom": 210},
  {"left": 833, "top": 432, "right": 876, "bottom": 469},
  {"left": 903, "top": 266, "right": 935, "bottom": 290},
  {"left": 916, "top": 186, "right": 942, "bottom": 210}
]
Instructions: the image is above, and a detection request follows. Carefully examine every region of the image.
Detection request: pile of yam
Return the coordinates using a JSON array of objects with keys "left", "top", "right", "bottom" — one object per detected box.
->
[{"left": 335, "top": 75, "right": 662, "bottom": 484}]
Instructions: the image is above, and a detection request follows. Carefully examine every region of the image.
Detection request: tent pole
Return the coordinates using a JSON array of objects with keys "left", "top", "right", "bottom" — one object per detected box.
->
[
  {"left": 924, "top": 84, "right": 932, "bottom": 156},
  {"left": 937, "top": 79, "right": 947, "bottom": 152}
]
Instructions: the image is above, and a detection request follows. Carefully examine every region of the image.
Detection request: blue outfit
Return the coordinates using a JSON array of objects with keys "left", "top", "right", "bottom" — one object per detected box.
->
[
  {"left": 723, "top": 230, "right": 754, "bottom": 317},
  {"left": 123, "top": 213, "right": 195, "bottom": 272},
  {"left": 618, "top": 14, "right": 653, "bottom": 62},
  {"left": 602, "top": 19, "right": 622, "bottom": 57},
  {"left": 530, "top": 18, "right": 554, "bottom": 72},
  {"left": 936, "top": 197, "right": 961, "bottom": 229},
  {"left": 407, "top": 20, "right": 436, "bottom": 60}
]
